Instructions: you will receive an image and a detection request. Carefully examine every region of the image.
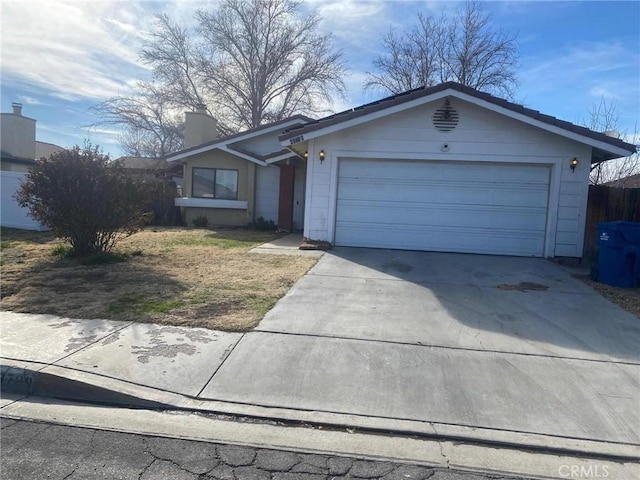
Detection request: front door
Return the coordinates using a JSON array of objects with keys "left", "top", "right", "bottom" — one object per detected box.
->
[{"left": 293, "top": 166, "right": 306, "bottom": 231}]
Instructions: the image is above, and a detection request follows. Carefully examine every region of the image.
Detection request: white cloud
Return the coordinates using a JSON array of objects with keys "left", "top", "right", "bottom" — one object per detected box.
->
[
  {"left": 1, "top": 0, "right": 154, "bottom": 100},
  {"left": 522, "top": 42, "right": 639, "bottom": 91},
  {"left": 309, "top": 0, "right": 390, "bottom": 51},
  {"left": 17, "top": 95, "right": 46, "bottom": 105}
]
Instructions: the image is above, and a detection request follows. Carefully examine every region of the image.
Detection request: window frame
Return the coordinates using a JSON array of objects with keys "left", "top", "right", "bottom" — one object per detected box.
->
[{"left": 191, "top": 167, "right": 239, "bottom": 200}]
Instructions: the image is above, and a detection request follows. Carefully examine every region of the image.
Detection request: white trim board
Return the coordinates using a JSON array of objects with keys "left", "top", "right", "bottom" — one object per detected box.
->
[
  {"left": 281, "top": 89, "right": 634, "bottom": 159},
  {"left": 174, "top": 198, "right": 248, "bottom": 209}
]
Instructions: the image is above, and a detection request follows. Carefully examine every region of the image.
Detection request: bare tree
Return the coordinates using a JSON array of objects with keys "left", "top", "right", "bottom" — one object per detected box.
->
[
  {"left": 93, "top": 0, "right": 346, "bottom": 156},
  {"left": 584, "top": 96, "right": 640, "bottom": 185},
  {"left": 366, "top": 1, "right": 518, "bottom": 98},
  {"left": 92, "top": 84, "right": 184, "bottom": 158},
  {"left": 195, "top": 0, "right": 345, "bottom": 128},
  {"left": 366, "top": 13, "right": 441, "bottom": 94}
]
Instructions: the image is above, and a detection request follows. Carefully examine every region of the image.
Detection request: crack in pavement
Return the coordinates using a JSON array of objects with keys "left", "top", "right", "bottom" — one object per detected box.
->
[{"left": 142, "top": 436, "right": 214, "bottom": 476}]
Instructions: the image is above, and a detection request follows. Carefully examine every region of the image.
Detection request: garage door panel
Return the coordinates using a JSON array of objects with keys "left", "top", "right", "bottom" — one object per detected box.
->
[
  {"left": 337, "top": 201, "right": 547, "bottom": 231},
  {"left": 339, "top": 182, "right": 547, "bottom": 208},
  {"left": 336, "top": 223, "right": 546, "bottom": 256},
  {"left": 335, "top": 159, "right": 550, "bottom": 257}
]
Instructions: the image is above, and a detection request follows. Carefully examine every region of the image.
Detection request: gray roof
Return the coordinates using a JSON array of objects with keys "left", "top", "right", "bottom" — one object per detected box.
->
[
  {"left": 279, "top": 82, "right": 636, "bottom": 161},
  {"left": 117, "top": 157, "right": 171, "bottom": 170},
  {"left": 36, "top": 141, "right": 64, "bottom": 159},
  {"left": 605, "top": 173, "right": 640, "bottom": 188},
  {"left": 1, "top": 151, "right": 34, "bottom": 165},
  {"left": 166, "top": 114, "right": 313, "bottom": 160}
]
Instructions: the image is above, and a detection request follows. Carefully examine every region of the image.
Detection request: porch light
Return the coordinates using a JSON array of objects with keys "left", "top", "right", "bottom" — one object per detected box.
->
[
  {"left": 319, "top": 150, "right": 325, "bottom": 164},
  {"left": 304, "top": 151, "right": 308, "bottom": 159},
  {"left": 570, "top": 157, "right": 578, "bottom": 172}
]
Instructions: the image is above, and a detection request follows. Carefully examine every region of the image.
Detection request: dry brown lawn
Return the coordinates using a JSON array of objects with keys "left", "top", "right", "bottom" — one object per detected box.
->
[{"left": 0, "top": 227, "right": 317, "bottom": 331}]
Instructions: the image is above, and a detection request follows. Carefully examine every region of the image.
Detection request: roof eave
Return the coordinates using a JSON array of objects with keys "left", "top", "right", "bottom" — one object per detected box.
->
[
  {"left": 279, "top": 88, "right": 452, "bottom": 146},
  {"left": 167, "top": 116, "right": 313, "bottom": 162},
  {"left": 279, "top": 87, "right": 636, "bottom": 159}
]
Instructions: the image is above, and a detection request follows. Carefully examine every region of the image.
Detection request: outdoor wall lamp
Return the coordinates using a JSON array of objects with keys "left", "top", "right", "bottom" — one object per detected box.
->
[
  {"left": 319, "top": 150, "right": 325, "bottom": 164},
  {"left": 303, "top": 151, "right": 308, "bottom": 159},
  {"left": 570, "top": 157, "right": 578, "bottom": 172}
]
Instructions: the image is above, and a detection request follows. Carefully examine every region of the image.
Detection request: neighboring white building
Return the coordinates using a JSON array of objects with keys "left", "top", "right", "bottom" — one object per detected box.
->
[
  {"left": 1, "top": 103, "right": 63, "bottom": 230},
  {"left": 279, "top": 82, "right": 636, "bottom": 258}
]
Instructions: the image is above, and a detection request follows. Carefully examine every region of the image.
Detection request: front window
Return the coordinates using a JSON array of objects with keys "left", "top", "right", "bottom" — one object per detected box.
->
[{"left": 192, "top": 168, "right": 238, "bottom": 199}]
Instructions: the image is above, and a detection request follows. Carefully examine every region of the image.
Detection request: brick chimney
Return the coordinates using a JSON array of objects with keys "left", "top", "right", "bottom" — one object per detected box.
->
[
  {"left": 12, "top": 102, "right": 23, "bottom": 116},
  {"left": 184, "top": 103, "right": 218, "bottom": 148}
]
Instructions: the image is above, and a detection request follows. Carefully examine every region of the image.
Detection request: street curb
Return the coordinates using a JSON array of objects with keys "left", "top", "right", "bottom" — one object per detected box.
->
[
  {"left": 2, "top": 396, "right": 639, "bottom": 480},
  {"left": 2, "top": 360, "right": 638, "bottom": 462},
  {"left": 0, "top": 365, "right": 170, "bottom": 410}
]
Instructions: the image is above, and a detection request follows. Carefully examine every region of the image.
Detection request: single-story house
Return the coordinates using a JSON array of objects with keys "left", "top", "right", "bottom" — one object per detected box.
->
[
  {"left": 169, "top": 83, "right": 635, "bottom": 258},
  {"left": 167, "top": 106, "right": 311, "bottom": 231},
  {"left": 605, "top": 173, "right": 640, "bottom": 188},
  {"left": 279, "top": 82, "right": 636, "bottom": 258}
]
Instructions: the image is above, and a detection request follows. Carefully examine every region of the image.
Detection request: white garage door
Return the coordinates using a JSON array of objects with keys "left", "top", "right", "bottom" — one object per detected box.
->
[{"left": 335, "top": 159, "right": 550, "bottom": 256}]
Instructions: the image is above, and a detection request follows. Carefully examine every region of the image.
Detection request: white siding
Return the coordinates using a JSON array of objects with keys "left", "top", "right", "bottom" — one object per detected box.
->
[
  {"left": 304, "top": 98, "right": 592, "bottom": 257},
  {"left": 1, "top": 171, "right": 47, "bottom": 231},
  {"left": 255, "top": 165, "right": 280, "bottom": 223}
]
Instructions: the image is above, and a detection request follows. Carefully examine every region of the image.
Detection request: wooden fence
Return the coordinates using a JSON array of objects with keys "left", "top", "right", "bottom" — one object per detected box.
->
[{"left": 583, "top": 185, "right": 640, "bottom": 256}]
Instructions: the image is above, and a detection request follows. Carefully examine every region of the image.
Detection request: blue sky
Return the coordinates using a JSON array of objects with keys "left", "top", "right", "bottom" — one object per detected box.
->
[{"left": 1, "top": 0, "right": 638, "bottom": 158}]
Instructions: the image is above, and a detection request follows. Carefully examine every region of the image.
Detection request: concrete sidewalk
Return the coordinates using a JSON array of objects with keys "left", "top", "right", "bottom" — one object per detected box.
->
[
  {"left": 1, "top": 309, "right": 639, "bottom": 470},
  {"left": 1, "top": 248, "right": 639, "bottom": 469}
]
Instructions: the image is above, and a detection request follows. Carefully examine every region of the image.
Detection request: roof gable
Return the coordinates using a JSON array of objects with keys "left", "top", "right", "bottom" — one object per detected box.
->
[
  {"left": 166, "top": 114, "right": 313, "bottom": 163},
  {"left": 279, "top": 82, "right": 636, "bottom": 161}
]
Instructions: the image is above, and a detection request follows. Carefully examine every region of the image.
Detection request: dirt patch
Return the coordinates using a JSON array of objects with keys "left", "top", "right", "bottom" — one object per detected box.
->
[
  {"left": 573, "top": 274, "right": 640, "bottom": 317},
  {"left": 496, "top": 282, "right": 549, "bottom": 292},
  {"left": 0, "top": 228, "right": 317, "bottom": 331},
  {"left": 299, "top": 240, "right": 332, "bottom": 251}
]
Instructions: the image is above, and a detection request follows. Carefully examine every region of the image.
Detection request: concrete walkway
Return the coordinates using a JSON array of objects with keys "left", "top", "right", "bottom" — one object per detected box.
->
[
  {"left": 1, "top": 249, "right": 639, "bottom": 466},
  {"left": 249, "top": 233, "right": 324, "bottom": 257}
]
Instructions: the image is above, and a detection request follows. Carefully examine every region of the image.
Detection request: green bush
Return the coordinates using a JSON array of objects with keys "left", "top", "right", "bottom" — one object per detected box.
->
[
  {"left": 16, "top": 143, "right": 150, "bottom": 256},
  {"left": 254, "top": 216, "right": 277, "bottom": 231},
  {"left": 192, "top": 215, "right": 208, "bottom": 228},
  {"left": 51, "top": 244, "right": 73, "bottom": 258},
  {"left": 142, "top": 177, "right": 182, "bottom": 226}
]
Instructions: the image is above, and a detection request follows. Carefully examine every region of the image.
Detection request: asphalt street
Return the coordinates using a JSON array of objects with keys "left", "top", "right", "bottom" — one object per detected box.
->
[{"left": 1, "top": 418, "right": 530, "bottom": 480}]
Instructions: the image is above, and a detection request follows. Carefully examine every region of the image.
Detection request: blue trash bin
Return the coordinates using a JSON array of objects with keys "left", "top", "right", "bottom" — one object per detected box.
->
[{"left": 597, "top": 222, "right": 640, "bottom": 288}]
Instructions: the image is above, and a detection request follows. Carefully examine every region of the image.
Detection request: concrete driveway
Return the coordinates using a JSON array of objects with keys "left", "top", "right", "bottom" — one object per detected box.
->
[{"left": 203, "top": 248, "right": 640, "bottom": 448}]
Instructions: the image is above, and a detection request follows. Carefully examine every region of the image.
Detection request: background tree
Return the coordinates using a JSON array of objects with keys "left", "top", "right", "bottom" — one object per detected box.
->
[
  {"left": 16, "top": 143, "right": 150, "bottom": 256},
  {"left": 92, "top": 84, "right": 184, "bottom": 158},
  {"left": 365, "top": 1, "right": 518, "bottom": 98},
  {"left": 93, "top": 0, "right": 346, "bottom": 156},
  {"left": 583, "top": 96, "right": 639, "bottom": 185}
]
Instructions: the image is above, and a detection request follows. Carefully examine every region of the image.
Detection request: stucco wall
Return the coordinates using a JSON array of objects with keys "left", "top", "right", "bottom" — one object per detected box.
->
[
  {"left": 181, "top": 150, "right": 253, "bottom": 226},
  {"left": 184, "top": 207, "right": 249, "bottom": 226},
  {"left": 0, "top": 113, "right": 36, "bottom": 160},
  {"left": 304, "top": 98, "right": 592, "bottom": 258}
]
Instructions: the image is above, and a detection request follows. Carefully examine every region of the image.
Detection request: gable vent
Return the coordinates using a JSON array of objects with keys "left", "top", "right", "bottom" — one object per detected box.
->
[{"left": 432, "top": 100, "right": 459, "bottom": 132}]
